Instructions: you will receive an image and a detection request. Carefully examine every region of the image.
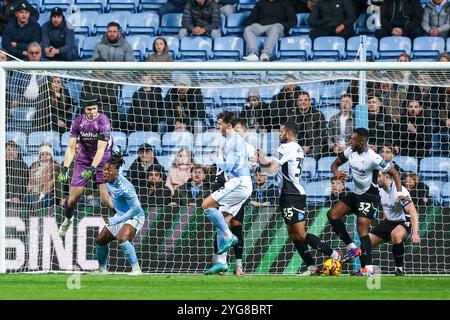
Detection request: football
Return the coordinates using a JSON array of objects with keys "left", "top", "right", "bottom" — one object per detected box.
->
[{"left": 322, "top": 258, "right": 342, "bottom": 276}]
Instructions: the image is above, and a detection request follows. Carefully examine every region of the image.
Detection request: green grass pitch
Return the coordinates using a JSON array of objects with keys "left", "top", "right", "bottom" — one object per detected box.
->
[{"left": 0, "top": 274, "right": 449, "bottom": 300}]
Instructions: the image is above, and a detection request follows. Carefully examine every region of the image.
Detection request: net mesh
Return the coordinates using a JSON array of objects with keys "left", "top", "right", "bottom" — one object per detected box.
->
[{"left": 3, "top": 66, "right": 450, "bottom": 274}]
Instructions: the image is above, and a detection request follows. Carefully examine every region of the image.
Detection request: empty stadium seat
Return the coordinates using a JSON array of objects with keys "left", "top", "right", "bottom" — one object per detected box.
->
[
  {"left": 179, "top": 37, "right": 213, "bottom": 61},
  {"left": 159, "top": 13, "right": 182, "bottom": 35},
  {"left": 6, "top": 131, "right": 27, "bottom": 153},
  {"left": 394, "top": 156, "right": 418, "bottom": 174},
  {"left": 162, "top": 132, "right": 194, "bottom": 154},
  {"left": 378, "top": 36, "right": 411, "bottom": 59},
  {"left": 75, "top": 0, "right": 108, "bottom": 12},
  {"left": 139, "top": 0, "right": 167, "bottom": 12},
  {"left": 219, "top": 87, "right": 248, "bottom": 109},
  {"left": 278, "top": 36, "right": 312, "bottom": 61},
  {"left": 346, "top": 36, "right": 378, "bottom": 60},
  {"left": 94, "top": 12, "right": 132, "bottom": 35},
  {"left": 317, "top": 156, "right": 349, "bottom": 179},
  {"left": 107, "top": 0, "right": 139, "bottom": 12},
  {"left": 79, "top": 35, "right": 101, "bottom": 60},
  {"left": 41, "top": 0, "right": 74, "bottom": 12},
  {"left": 419, "top": 157, "right": 450, "bottom": 181},
  {"left": 238, "top": 0, "right": 257, "bottom": 11},
  {"left": 66, "top": 80, "right": 83, "bottom": 107},
  {"left": 128, "top": 35, "right": 153, "bottom": 60},
  {"left": 127, "top": 12, "right": 159, "bottom": 36},
  {"left": 194, "top": 130, "right": 224, "bottom": 152},
  {"left": 120, "top": 84, "right": 140, "bottom": 111},
  {"left": 224, "top": 12, "right": 249, "bottom": 35},
  {"left": 38, "top": 11, "right": 50, "bottom": 25},
  {"left": 212, "top": 36, "right": 244, "bottom": 61},
  {"left": 127, "top": 131, "right": 162, "bottom": 155},
  {"left": 290, "top": 13, "right": 311, "bottom": 35},
  {"left": 313, "top": 36, "right": 346, "bottom": 61},
  {"left": 305, "top": 180, "right": 332, "bottom": 204},
  {"left": 8, "top": 107, "right": 36, "bottom": 129},
  {"left": 66, "top": 12, "right": 99, "bottom": 36},
  {"left": 412, "top": 36, "right": 445, "bottom": 60},
  {"left": 423, "top": 180, "right": 443, "bottom": 205},
  {"left": 60, "top": 131, "right": 71, "bottom": 153},
  {"left": 302, "top": 157, "right": 317, "bottom": 181},
  {"left": 28, "top": 131, "right": 61, "bottom": 154},
  {"left": 112, "top": 131, "right": 127, "bottom": 153},
  {"left": 442, "top": 182, "right": 450, "bottom": 205}
]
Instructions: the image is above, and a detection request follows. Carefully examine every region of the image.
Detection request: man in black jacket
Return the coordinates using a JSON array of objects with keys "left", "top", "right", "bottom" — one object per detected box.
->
[
  {"left": 0, "top": 0, "right": 39, "bottom": 35},
  {"left": 179, "top": 0, "right": 221, "bottom": 39},
  {"left": 243, "top": 0, "right": 297, "bottom": 61},
  {"left": 375, "top": 0, "right": 424, "bottom": 39},
  {"left": 308, "top": 0, "right": 356, "bottom": 39}
]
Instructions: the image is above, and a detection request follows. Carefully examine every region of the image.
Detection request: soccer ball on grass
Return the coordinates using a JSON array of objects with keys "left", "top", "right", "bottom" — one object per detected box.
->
[{"left": 322, "top": 258, "right": 342, "bottom": 276}]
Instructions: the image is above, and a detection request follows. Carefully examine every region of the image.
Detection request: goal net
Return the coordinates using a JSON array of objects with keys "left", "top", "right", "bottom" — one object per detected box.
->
[{"left": 1, "top": 62, "right": 449, "bottom": 275}]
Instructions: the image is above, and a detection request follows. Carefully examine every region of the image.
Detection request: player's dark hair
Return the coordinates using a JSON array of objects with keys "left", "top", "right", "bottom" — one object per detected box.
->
[
  {"left": 217, "top": 111, "right": 235, "bottom": 124},
  {"left": 232, "top": 117, "right": 247, "bottom": 130},
  {"left": 354, "top": 127, "right": 369, "bottom": 141},
  {"left": 282, "top": 121, "right": 298, "bottom": 135},
  {"left": 107, "top": 152, "right": 125, "bottom": 169}
]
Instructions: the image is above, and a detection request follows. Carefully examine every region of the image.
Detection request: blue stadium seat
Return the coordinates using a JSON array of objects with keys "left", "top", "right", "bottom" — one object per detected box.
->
[
  {"left": 346, "top": 36, "right": 378, "bottom": 60},
  {"left": 6, "top": 131, "right": 27, "bottom": 153},
  {"left": 278, "top": 36, "right": 312, "bottom": 61},
  {"left": 139, "top": 0, "right": 167, "bottom": 12},
  {"left": 8, "top": 107, "right": 36, "bottom": 129},
  {"left": 162, "top": 132, "right": 194, "bottom": 154},
  {"left": 319, "top": 82, "right": 350, "bottom": 106},
  {"left": 313, "top": 36, "right": 346, "bottom": 61},
  {"left": 224, "top": 12, "right": 249, "bottom": 35},
  {"left": 38, "top": 11, "right": 50, "bottom": 25},
  {"left": 79, "top": 36, "right": 102, "bottom": 60},
  {"left": 219, "top": 87, "right": 249, "bottom": 109},
  {"left": 423, "top": 180, "right": 443, "bottom": 205},
  {"left": 159, "top": 13, "right": 182, "bottom": 35},
  {"left": 412, "top": 36, "right": 445, "bottom": 60},
  {"left": 262, "top": 131, "right": 280, "bottom": 156},
  {"left": 378, "top": 36, "right": 411, "bottom": 60},
  {"left": 120, "top": 84, "right": 140, "bottom": 111},
  {"left": 238, "top": 0, "right": 257, "bottom": 11},
  {"left": 355, "top": 13, "right": 377, "bottom": 35},
  {"left": 28, "top": 131, "right": 61, "bottom": 155},
  {"left": 317, "top": 156, "right": 349, "bottom": 179},
  {"left": 156, "top": 155, "right": 175, "bottom": 172},
  {"left": 66, "top": 12, "right": 99, "bottom": 36},
  {"left": 194, "top": 152, "right": 214, "bottom": 166},
  {"left": 94, "top": 12, "right": 132, "bottom": 35},
  {"left": 127, "top": 131, "right": 162, "bottom": 155},
  {"left": 107, "top": 0, "right": 139, "bottom": 12},
  {"left": 112, "top": 131, "right": 127, "bottom": 153},
  {"left": 41, "top": 0, "right": 74, "bottom": 12},
  {"left": 23, "top": 155, "right": 38, "bottom": 168},
  {"left": 120, "top": 155, "right": 137, "bottom": 176},
  {"left": 258, "top": 85, "right": 283, "bottom": 102},
  {"left": 290, "top": 13, "right": 311, "bottom": 35},
  {"left": 394, "top": 156, "right": 418, "bottom": 174},
  {"left": 128, "top": 35, "right": 153, "bottom": 60},
  {"left": 28, "top": 0, "right": 41, "bottom": 11},
  {"left": 127, "top": 12, "right": 159, "bottom": 36},
  {"left": 74, "top": 34, "right": 85, "bottom": 57},
  {"left": 75, "top": 0, "right": 108, "bottom": 13},
  {"left": 53, "top": 155, "right": 64, "bottom": 165},
  {"left": 419, "top": 157, "right": 450, "bottom": 181},
  {"left": 194, "top": 130, "right": 224, "bottom": 152},
  {"left": 60, "top": 131, "right": 71, "bottom": 153},
  {"left": 305, "top": 180, "right": 332, "bottom": 204},
  {"left": 179, "top": 37, "right": 213, "bottom": 61},
  {"left": 212, "top": 36, "right": 244, "bottom": 61},
  {"left": 66, "top": 80, "right": 83, "bottom": 107},
  {"left": 201, "top": 88, "right": 220, "bottom": 109},
  {"left": 232, "top": 70, "right": 267, "bottom": 82},
  {"left": 245, "top": 130, "right": 259, "bottom": 149},
  {"left": 302, "top": 157, "right": 317, "bottom": 181},
  {"left": 442, "top": 182, "right": 450, "bottom": 205}
]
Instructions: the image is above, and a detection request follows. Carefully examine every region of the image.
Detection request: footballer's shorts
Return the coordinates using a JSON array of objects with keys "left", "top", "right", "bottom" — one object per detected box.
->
[
  {"left": 106, "top": 214, "right": 145, "bottom": 238},
  {"left": 339, "top": 185, "right": 380, "bottom": 220},
  {"left": 370, "top": 220, "right": 412, "bottom": 243},
  {"left": 71, "top": 153, "right": 111, "bottom": 187},
  {"left": 232, "top": 199, "right": 249, "bottom": 223},
  {"left": 211, "top": 176, "right": 252, "bottom": 217},
  {"left": 279, "top": 194, "right": 307, "bottom": 225}
]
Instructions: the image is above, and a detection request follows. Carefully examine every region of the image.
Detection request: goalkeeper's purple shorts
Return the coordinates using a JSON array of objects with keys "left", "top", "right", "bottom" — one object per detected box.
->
[{"left": 70, "top": 155, "right": 110, "bottom": 187}]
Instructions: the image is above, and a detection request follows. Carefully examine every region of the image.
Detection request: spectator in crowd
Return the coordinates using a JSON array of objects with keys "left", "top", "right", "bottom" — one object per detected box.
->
[
  {"left": 179, "top": 0, "right": 221, "bottom": 39},
  {"left": 158, "top": 0, "right": 189, "bottom": 16},
  {"left": 6, "top": 140, "right": 28, "bottom": 206},
  {"left": 147, "top": 37, "right": 174, "bottom": 62},
  {"left": 403, "top": 173, "right": 431, "bottom": 208},
  {"left": 293, "top": 90, "right": 327, "bottom": 160},
  {"left": 376, "top": 0, "right": 424, "bottom": 40},
  {"left": 0, "top": 0, "right": 39, "bottom": 35},
  {"left": 243, "top": 0, "right": 297, "bottom": 61},
  {"left": 49, "top": 76, "right": 73, "bottom": 133},
  {"left": 436, "top": 92, "right": 450, "bottom": 154},
  {"left": 142, "top": 164, "right": 172, "bottom": 207},
  {"left": 395, "top": 54, "right": 412, "bottom": 93},
  {"left": 268, "top": 75, "right": 301, "bottom": 130},
  {"left": 92, "top": 22, "right": 134, "bottom": 62},
  {"left": 173, "top": 165, "right": 211, "bottom": 207},
  {"left": 367, "top": 93, "right": 395, "bottom": 152},
  {"left": 81, "top": 57, "right": 120, "bottom": 130},
  {"left": 24, "top": 144, "right": 61, "bottom": 209},
  {"left": 409, "top": 72, "right": 441, "bottom": 114},
  {"left": 324, "top": 175, "right": 350, "bottom": 208},
  {"left": 129, "top": 143, "right": 160, "bottom": 197},
  {"left": 217, "top": 0, "right": 238, "bottom": 16},
  {"left": 438, "top": 52, "right": 450, "bottom": 61},
  {"left": 250, "top": 170, "right": 278, "bottom": 207},
  {"left": 1, "top": 1, "right": 40, "bottom": 60},
  {"left": 126, "top": 73, "right": 165, "bottom": 133},
  {"left": 164, "top": 74, "right": 207, "bottom": 132},
  {"left": 375, "top": 77, "right": 406, "bottom": 124},
  {"left": 308, "top": 0, "right": 356, "bottom": 39},
  {"left": 421, "top": 0, "right": 450, "bottom": 38},
  {"left": 327, "top": 93, "right": 354, "bottom": 155},
  {"left": 399, "top": 99, "right": 433, "bottom": 158},
  {"left": 166, "top": 148, "right": 194, "bottom": 195},
  {"left": 381, "top": 143, "right": 406, "bottom": 179},
  {"left": 239, "top": 88, "right": 270, "bottom": 132}
]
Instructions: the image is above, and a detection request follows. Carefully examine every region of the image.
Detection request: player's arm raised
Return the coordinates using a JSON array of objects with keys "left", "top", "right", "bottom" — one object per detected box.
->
[
  {"left": 57, "top": 137, "right": 77, "bottom": 183},
  {"left": 404, "top": 200, "right": 420, "bottom": 244},
  {"left": 331, "top": 154, "right": 348, "bottom": 183},
  {"left": 387, "top": 166, "right": 408, "bottom": 202},
  {"left": 256, "top": 149, "right": 279, "bottom": 174}
]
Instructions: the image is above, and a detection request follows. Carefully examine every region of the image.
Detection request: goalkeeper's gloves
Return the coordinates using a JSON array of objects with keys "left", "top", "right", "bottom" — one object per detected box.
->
[
  {"left": 57, "top": 166, "right": 69, "bottom": 183},
  {"left": 80, "top": 166, "right": 97, "bottom": 181}
]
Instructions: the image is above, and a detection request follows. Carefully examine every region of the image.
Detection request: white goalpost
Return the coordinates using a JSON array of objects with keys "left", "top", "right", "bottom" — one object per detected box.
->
[{"left": 0, "top": 61, "right": 449, "bottom": 275}]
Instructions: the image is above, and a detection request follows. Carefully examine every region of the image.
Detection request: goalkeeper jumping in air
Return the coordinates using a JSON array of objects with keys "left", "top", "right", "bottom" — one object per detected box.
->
[
  {"left": 94, "top": 153, "right": 145, "bottom": 275},
  {"left": 57, "top": 95, "right": 114, "bottom": 237}
]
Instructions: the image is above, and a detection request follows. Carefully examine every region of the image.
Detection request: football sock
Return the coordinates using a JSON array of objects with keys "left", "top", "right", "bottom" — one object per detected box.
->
[
  {"left": 95, "top": 244, "right": 108, "bottom": 269},
  {"left": 360, "top": 235, "right": 373, "bottom": 267},
  {"left": 216, "top": 231, "right": 227, "bottom": 264},
  {"left": 213, "top": 232, "right": 218, "bottom": 254},
  {"left": 329, "top": 218, "right": 353, "bottom": 246},
  {"left": 292, "top": 240, "right": 315, "bottom": 266},
  {"left": 305, "top": 233, "right": 333, "bottom": 256},
  {"left": 235, "top": 259, "right": 242, "bottom": 267},
  {"left": 392, "top": 243, "right": 405, "bottom": 268},
  {"left": 119, "top": 241, "right": 138, "bottom": 267},
  {"left": 347, "top": 243, "right": 357, "bottom": 250},
  {"left": 330, "top": 250, "right": 341, "bottom": 260},
  {"left": 205, "top": 208, "right": 232, "bottom": 239},
  {"left": 231, "top": 225, "right": 244, "bottom": 260},
  {"left": 64, "top": 199, "right": 75, "bottom": 219}
]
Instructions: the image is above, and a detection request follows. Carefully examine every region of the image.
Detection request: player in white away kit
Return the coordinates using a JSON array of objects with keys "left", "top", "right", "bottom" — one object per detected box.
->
[
  {"left": 257, "top": 122, "right": 342, "bottom": 274},
  {"left": 370, "top": 171, "right": 420, "bottom": 276},
  {"left": 327, "top": 128, "right": 407, "bottom": 276},
  {"left": 202, "top": 112, "right": 253, "bottom": 275}
]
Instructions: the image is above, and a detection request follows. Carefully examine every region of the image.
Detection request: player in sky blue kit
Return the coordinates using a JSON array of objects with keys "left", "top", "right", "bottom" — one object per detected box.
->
[
  {"left": 94, "top": 153, "right": 145, "bottom": 275},
  {"left": 202, "top": 111, "right": 253, "bottom": 275}
]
